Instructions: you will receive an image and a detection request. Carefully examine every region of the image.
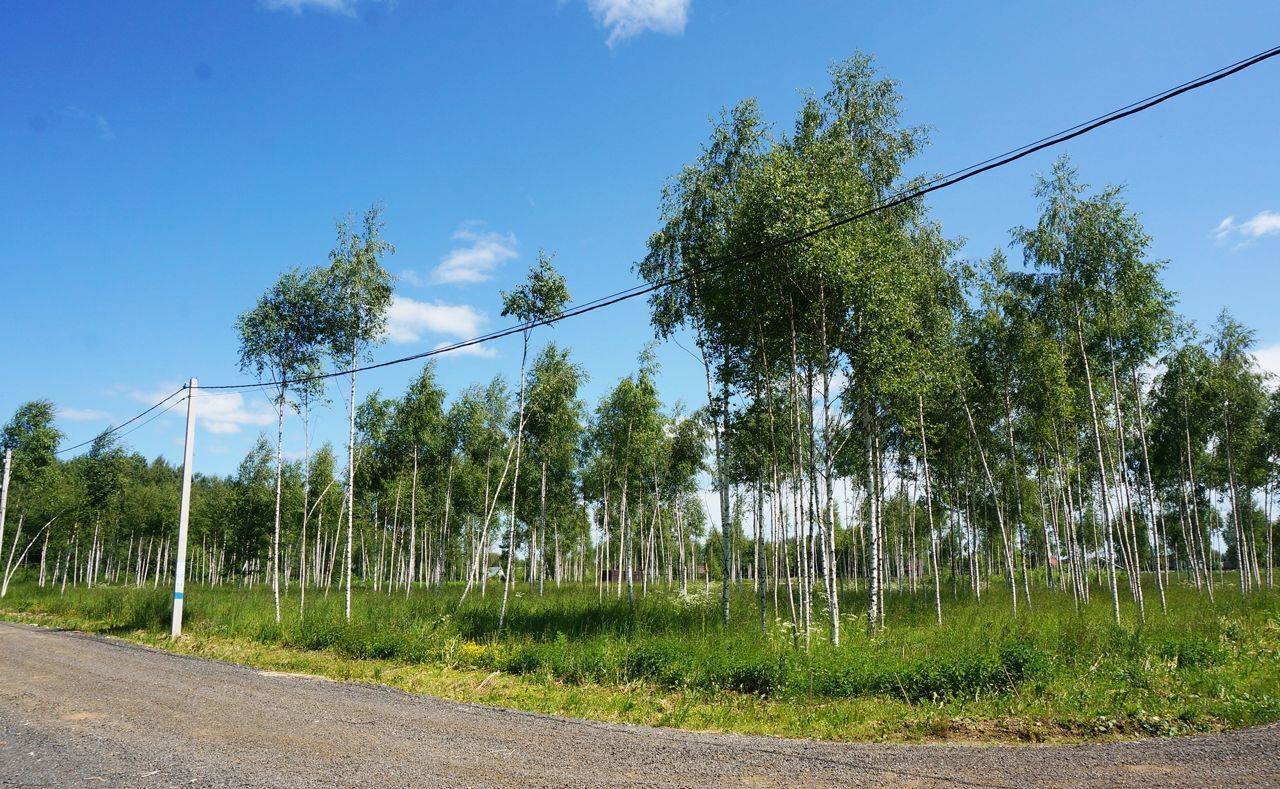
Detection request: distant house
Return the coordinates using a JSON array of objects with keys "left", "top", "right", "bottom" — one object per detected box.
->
[
  {"left": 599, "top": 569, "right": 641, "bottom": 582},
  {"left": 486, "top": 566, "right": 505, "bottom": 579}
]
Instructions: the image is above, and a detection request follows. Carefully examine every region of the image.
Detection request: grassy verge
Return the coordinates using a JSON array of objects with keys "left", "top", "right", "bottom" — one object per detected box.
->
[{"left": 3, "top": 578, "right": 1278, "bottom": 743}]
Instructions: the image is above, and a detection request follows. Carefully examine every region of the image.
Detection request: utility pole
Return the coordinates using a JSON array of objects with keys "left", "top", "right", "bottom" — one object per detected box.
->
[
  {"left": 0, "top": 450, "right": 11, "bottom": 570},
  {"left": 171, "top": 379, "right": 197, "bottom": 639}
]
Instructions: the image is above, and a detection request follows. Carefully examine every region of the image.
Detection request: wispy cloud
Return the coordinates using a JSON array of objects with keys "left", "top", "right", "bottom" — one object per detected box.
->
[
  {"left": 260, "top": 0, "right": 397, "bottom": 16},
  {"left": 58, "top": 407, "right": 111, "bottom": 422},
  {"left": 587, "top": 0, "right": 690, "bottom": 47},
  {"left": 1215, "top": 211, "right": 1280, "bottom": 246},
  {"left": 385, "top": 295, "right": 486, "bottom": 344},
  {"left": 65, "top": 106, "right": 114, "bottom": 141},
  {"left": 399, "top": 269, "right": 429, "bottom": 287},
  {"left": 406, "top": 226, "right": 518, "bottom": 286},
  {"left": 261, "top": 0, "right": 356, "bottom": 14},
  {"left": 431, "top": 341, "right": 497, "bottom": 359}
]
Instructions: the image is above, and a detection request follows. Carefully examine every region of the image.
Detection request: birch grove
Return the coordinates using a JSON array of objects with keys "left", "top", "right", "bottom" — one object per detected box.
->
[{"left": 3, "top": 56, "right": 1278, "bottom": 646}]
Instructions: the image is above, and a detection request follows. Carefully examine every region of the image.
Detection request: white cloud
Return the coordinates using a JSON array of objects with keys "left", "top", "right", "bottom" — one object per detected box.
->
[
  {"left": 58, "top": 407, "right": 111, "bottom": 422},
  {"left": 385, "top": 295, "right": 486, "bottom": 343},
  {"left": 132, "top": 387, "right": 275, "bottom": 436},
  {"left": 193, "top": 392, "right": 277, "bottom": 435},
  {"left": 1253, "top": 344, "right": 1280, "bottom": 381},
  {"left": 587, "top": 0, "right": 690, "bottom": 46},
  {"left": 413, "top": 227, "right": 518, "bottom": 286},
  {"left": 1215, "top": 211, "right": 1280, "bottom": 244},
  {"left": 261, "top": 0, "right": 355, "bottom": 14}
]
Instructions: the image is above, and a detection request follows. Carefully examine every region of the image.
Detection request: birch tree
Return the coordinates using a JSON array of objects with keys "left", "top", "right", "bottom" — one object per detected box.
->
[
  {"left": 317, "top": 206, "right": 395, "bottom": 620},
  {"left": 388, "top": 363, "right": 447, "bottom": 594},
  {"left": 519, "top": 343, "right": 585, "bottom": 594},
  {"left": 497, "top": 253, "right": 569, "bottom": 630},
  {"left": 640, "top": 98, "right": 766, "bottom": 627},
  {"left": 236, "top": 267, "right": 327, "bottom": 623}
]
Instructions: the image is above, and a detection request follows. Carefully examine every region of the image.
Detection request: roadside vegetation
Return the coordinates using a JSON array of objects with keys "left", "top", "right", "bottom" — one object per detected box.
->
[
  {"left": 2, "top": 51, "right": 1279, "bottom": 744},
  {"left": 3, "top": 579, "right": 1277, "bottom": 742}
]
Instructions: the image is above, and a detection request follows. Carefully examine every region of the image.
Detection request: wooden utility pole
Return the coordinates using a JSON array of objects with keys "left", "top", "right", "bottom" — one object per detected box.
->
[{"left": 171, "top": 379, "right": 197, "bottom": 639}]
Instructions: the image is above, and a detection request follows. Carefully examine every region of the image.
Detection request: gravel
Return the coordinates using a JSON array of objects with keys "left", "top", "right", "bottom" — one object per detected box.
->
[{"left": 1, "top": 621, "right": 1277, "bottom": 788}]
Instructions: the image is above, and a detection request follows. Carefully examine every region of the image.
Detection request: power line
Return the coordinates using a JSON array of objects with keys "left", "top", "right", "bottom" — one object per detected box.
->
[
  {"left": 41, "top": 41, "right": 1280, "bottom": 450},
  {"left": 55, "top": 386, "right": 187, "bottom": 455},
  {"left": 43, "top": 43, "right": 1280, "bottom": 457},
  {"left": 898, "top": 45, "right": 1280, "bottom": 192},
  {"left": 112, "top": 395, "right": 190, "bottom": 443},
  {"left": 51, "top": 387, "right": 264, "bottom": 457},
  {"left": 196, "top": 43, "right": 1279, "bottom": 394}
]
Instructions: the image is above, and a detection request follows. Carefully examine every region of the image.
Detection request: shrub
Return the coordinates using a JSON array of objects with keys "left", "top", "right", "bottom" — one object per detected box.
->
[
  {"left": 998, "top": 640, "right": 1049, "bottom": 682},
  {"left": 721, "top": 653, "right": 787, "bottom": 695},
  {"left": 697, "top": 648, "right": 787, "bottom": 696},
  {"left": 622, "top": 640, "right": 692, "bottom": 687},
  {"left": 1157, "top": 637, "right": 1221, "bottom": 670}
]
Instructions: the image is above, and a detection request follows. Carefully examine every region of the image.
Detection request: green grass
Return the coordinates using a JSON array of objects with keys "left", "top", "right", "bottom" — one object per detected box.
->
[{"left": 4, "top": 576, "right": 1278, "bottom": 743}]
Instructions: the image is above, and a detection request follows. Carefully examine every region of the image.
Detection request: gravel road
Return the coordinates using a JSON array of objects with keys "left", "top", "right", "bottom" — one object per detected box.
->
[{"left": 1, "top": 621, "right": 1277, "bottom": 788}]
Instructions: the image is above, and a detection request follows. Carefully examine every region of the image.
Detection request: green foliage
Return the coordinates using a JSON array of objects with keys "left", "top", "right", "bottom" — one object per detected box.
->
[
  {"left": 318, "top": 205, "right": 396, "bottom": 365},
  {"left": 235, "top": 266, "right": 328, "bottom": 403},
  {"left": 500, "top": 251, "right": 569, "bottom": 328},
  {"left": 2, "top": 400, "right": 63, "bottom": 498}
]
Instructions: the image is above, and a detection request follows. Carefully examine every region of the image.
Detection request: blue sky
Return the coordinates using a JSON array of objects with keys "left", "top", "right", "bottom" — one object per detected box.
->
[{"left": 3, "top": 0, "right": 1278, "bottom": 478}]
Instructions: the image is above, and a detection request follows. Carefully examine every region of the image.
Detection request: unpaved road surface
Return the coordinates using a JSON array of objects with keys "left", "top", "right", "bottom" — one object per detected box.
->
[{"left": 2, "top": 622, "right": 1278, "bottom": 788}]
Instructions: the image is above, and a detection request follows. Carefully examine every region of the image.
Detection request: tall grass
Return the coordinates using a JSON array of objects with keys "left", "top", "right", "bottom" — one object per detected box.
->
[{"left": 5, "top": 576, "right": 1278, "bottom": 735}]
